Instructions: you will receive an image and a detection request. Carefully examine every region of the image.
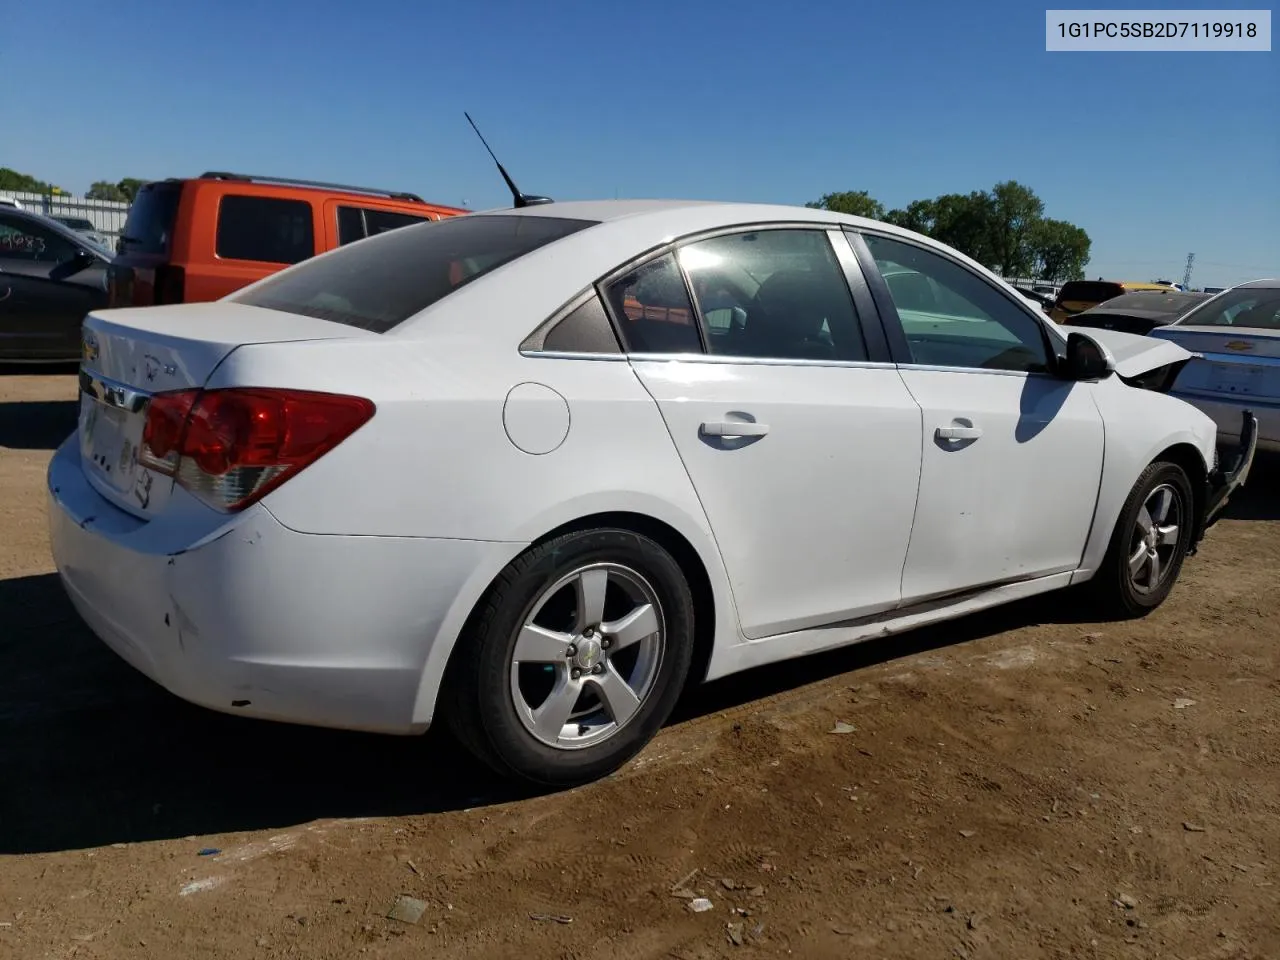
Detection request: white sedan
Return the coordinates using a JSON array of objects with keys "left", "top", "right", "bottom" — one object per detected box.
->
[{"left": 47, "top": 201, "right": 1257, "bottom": 786}]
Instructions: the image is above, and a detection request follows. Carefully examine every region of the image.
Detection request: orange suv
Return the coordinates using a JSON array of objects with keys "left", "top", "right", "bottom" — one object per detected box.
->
[{"left": 108, "top": 172, "right": 468, "bottom": 307}]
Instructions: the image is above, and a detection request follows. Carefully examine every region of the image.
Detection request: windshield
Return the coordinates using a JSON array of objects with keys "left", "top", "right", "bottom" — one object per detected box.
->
[
  {"left": 1175, "top": 287, "right": 1280, "bottom": 330},
  {"left": 232, "top": 214, "right": 596, "bottom": 333}
]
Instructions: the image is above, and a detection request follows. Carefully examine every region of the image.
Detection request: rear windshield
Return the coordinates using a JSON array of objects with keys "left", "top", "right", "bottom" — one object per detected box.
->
[
  {"left": 1058, "top": 281, "right": 1124, "bottom": 303},
  {"left": 232, "top": 213, "right": 596, "bottom": 333},
  {"left": 119, "top": 182, "right": 181, "bottom": 256},
  {"left": 1091, "top": 291, "right": 1209, "bottom": 313},
  {"left": 1175, "top": 287, "right": 1280, "bottom": 330}
]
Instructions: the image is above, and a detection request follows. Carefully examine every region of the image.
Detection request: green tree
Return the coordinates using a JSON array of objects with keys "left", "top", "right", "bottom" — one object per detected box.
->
[
  {"left": 804, "top": 190, "right": 885, "bottom": 221},
  {"left": 1031, "top": 218, "right": 1091, "bottom": 281},
  {"left": 986, "top": 180, "right": 1044, "bottom": 278},
  {"left": 87, "top": 181, "right": 128, "bottom": 202},
  {"left": 116, "top": 178, "right": 146, "bottom": 202},
  {"left": 884, "top": 199, "right": 938, "bottom": 234},
  {"left": 0, "top": 167, "right": 62, "bottom": 194},
  {"left": 930, "top": 191, "right": 997, "bottom": 267}
]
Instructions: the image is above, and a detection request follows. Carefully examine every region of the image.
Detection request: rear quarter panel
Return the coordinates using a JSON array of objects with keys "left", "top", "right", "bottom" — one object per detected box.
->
[{"left": 205, "top": 336, "right": 744, "bottom": 702}]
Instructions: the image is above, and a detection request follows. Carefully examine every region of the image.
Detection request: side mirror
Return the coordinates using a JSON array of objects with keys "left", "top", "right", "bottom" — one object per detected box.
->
[
  {"left": 49, "top": 247, "right": 101, "bottom": 282},
  {"left": 1063, "top": 331, "right": 1115, "bottom": 381}
]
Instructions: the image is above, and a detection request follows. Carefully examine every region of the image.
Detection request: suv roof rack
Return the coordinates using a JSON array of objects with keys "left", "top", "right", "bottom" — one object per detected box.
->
[{"left": 198, "top": 171, "right": 425, "bottom": 204}]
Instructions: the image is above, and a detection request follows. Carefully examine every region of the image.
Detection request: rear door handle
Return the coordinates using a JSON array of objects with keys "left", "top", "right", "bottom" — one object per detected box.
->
[
  {"left": 935, "top": 424, "right": 983, "bottom": 441},
  {"left": 700, "top": 420, "right": 769, "bottom": 438}
]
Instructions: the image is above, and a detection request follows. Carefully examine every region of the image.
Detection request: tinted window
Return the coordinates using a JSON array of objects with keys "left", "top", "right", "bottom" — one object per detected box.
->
[
  {"left": 337, "top": 206, "right": 434, "bottom": 246},
  {"left": 234, "top": 214, "right": 595, "bottom": 333},
  {"left": 120, "top": 182, "right": 180, "bottom": 255},
  {"left": 0, "top": 214, "right": 77, "bottom": 264},
  {"left": 541, "top": 294, "right": 622, "bottom": 353},
  {"left": 1176, "top": 287, "right": 1280, "bottom": 330},
  {"left": 216, "top": 195, "right": 314, "bottom": 264},
  {"left": 337, "top": 206, "right": 366, "bottom": 246},
  {"left": 677, "top": 229, "right": 866, "bottom": 361},
  {"left": 604, "top": 253, "right": 703, "bottom": 355},
  {"left": 866, "top": 234, "right": 1050, "bottom": 373}
]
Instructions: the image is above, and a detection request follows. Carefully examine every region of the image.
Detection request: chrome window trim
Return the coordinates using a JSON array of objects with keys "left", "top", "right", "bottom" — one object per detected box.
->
[{"left": 626, "top": 351, "right": 895, "bottom": 370}]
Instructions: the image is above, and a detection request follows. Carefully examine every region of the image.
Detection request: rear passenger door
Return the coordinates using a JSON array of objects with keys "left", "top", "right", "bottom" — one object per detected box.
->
[{"left": 615, "top": 227, "right": 924, "bottom": 640}]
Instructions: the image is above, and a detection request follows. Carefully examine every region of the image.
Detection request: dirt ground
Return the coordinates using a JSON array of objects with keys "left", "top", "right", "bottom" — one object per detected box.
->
[{"left": 1, "top": 369, "right": 1277, "bottom": 960}]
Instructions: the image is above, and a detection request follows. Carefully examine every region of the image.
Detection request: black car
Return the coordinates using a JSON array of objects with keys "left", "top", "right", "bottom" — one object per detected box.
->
[
  {"left": 0, "top": 207, "right": 110, "bottom": 361},
  {"left": 1062, "top": 290, "right": 1213, "bottom": 336}
]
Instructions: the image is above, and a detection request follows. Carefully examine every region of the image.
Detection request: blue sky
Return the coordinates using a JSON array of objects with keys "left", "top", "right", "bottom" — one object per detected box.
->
[{"left": 4, "top": 0, "right": 1275, "bottom": 286}]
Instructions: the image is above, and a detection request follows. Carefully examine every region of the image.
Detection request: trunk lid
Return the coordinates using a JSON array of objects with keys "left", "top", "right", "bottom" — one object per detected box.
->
[
  {"left": 1150, "top": 325, "right": 1280, "bottom": 401},
  {"left": 77, "top": 302, "right": 375, "bottom": 518}
]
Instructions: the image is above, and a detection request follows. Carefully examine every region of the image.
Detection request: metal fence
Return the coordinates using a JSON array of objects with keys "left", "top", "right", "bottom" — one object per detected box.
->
[{"left": 0, "top": 191, "right": 131, "bottom": 241}]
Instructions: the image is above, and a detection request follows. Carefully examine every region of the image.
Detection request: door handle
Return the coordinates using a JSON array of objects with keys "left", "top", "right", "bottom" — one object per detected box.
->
[
  {"left": 700, "top": 420, "right": 769, "bottom": 438},
  {"left": 935, "top": 423, "right": 983, "bottom": 441}
]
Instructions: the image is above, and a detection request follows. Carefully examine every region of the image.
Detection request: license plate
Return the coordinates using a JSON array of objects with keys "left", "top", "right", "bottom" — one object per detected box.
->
[
  {"left": 1209, "top": 363, "right": 1261, "bottom": 395},
  {"left": 79, "top": 392, "right": 141, "bottom": 490}
]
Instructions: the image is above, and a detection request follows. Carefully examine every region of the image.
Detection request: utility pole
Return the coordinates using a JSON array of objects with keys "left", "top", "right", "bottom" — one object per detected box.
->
[{"left": 1182, "top": 252, "right": 1196, "bottom": 290}]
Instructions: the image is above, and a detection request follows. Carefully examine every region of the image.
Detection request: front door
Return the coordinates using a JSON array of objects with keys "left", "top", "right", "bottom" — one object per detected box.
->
[
  {"left": 0, "top": 213, "right": 105, "bottom": 360},
  {"left": 857, "top": 231, "right": 1104, "bottom": 603},
  {"left": 608, "top": 228, "right": 924, "bottom": 639}
]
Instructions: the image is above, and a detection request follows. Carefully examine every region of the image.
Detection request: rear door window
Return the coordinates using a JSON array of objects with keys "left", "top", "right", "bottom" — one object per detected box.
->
[
  {"left": 216, "top": 195, "right": 315, "bottom": 264},
  {"left": 233, "top": 213, "right": 596, "bottom": 333},
  {"left": 119, "top": 182, "right": 181, "bottom": 256},
  {"left": 336, "top": 206, "right": 434, "bottom": 246}
]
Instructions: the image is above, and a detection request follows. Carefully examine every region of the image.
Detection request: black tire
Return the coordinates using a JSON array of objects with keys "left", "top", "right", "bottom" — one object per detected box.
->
[
  {"left": 441, "top": 528, "right": 696, "bottom": 787},
  {"left": 1087, "top": 460, "right": 1195, "bottom": 619}
]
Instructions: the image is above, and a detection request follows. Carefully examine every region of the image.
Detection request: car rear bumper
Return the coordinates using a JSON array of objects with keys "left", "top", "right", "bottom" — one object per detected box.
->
[
  {"left": 47, "top": 436, "right": 509, "bottom": 735},
  {"left": 1169, "top": 389, "right": 1280, "bottom": 453}
]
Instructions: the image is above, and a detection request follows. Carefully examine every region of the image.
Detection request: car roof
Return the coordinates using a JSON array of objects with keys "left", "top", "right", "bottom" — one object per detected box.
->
[
  {"left": 468, "top": 198, "right": 984, "bottom": 260},
  {"left": 1234, "top": 278, "right": 1280, "bottom": 290},
  {"left": 390, "top": 199, "right": 1038, "bottom": 344}
]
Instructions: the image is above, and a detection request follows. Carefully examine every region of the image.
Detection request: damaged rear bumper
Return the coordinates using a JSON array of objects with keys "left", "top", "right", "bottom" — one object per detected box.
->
[{"left": 1193, "top": 409, "right": 1258, "bottom": 548}]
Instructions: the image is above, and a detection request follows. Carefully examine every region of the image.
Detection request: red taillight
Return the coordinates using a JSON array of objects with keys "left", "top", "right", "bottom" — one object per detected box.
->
[
  {"left": 139, "top": 389, "right": 199, "bottom": 473},
  {"left": 154, "top": 264, "right": 185, "bottom": 305},
  {"left": 140, "top": 387, "right": 375, "bottom": 511}
]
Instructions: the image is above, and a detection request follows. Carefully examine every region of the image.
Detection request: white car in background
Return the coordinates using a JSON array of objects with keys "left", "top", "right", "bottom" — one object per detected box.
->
[
  {"left": 47, "top": 200, "right": 1256, "bottom": 786},
  {"left": 1149, "top": 279, "right": 1280, "bottom": 452}
]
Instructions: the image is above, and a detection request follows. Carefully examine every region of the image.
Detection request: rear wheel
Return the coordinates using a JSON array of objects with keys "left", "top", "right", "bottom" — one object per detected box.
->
[
  {"left": 443, "top": 528, "right": 695, "bottom": 787},
  {"left": 1088, "top": 461, "right": 1194, "bottom": 619}
]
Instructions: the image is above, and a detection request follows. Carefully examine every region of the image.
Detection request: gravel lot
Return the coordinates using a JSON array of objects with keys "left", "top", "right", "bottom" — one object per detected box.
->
[{"left": 2, "top": 369, "right": 1278, "bottom": 960}]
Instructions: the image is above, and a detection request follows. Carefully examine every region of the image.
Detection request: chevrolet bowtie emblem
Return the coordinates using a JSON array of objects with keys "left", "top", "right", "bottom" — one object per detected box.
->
[
  {"left": 1225, "top": 340, "right": 1253, "bottom": 352},
  {"left": 82, "top": 332, "right": 99, "bottom": 364}
]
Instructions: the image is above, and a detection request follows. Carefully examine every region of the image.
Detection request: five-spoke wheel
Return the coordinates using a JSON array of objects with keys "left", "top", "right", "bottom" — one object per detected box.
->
[
  {"left": 443, "top": 528, "right": 695, "bottom": 786},
  {"left": 1091, "top": 460, "right": 1194, "bottom": 618}
]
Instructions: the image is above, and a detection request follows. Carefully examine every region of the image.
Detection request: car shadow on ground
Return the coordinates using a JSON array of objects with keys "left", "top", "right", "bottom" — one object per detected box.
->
[
  {"left": 0, "top": 395, "right": 78, "bottom": 451},
  {"left": 1221, "top": 453, "right": 1278, "bottom": 521},
  {"left": 0, "top": 569, "right": 1112, "bottom": 855}
]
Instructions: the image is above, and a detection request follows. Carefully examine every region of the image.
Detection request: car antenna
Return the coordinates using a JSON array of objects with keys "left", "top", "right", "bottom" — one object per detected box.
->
[{"left": 464, "top": 112, "right": 553, "bottom": 209}]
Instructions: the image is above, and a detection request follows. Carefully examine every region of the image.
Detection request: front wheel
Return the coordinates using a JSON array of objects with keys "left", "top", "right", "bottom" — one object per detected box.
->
[
  {"left": 442, "top": 528, "right": 696, "bottom": 787},
  {"left": 1087, "top": 460, "right": 1195, "bottom": 619}
]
